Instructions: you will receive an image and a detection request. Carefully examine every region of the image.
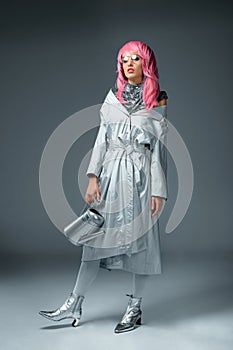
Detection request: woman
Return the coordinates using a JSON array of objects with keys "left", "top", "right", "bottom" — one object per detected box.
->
[{"left": 39, "top": 41, "right": 168, "bottom": 333}]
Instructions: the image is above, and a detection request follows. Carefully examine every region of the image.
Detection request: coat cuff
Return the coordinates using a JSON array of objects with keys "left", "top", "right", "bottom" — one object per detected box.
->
[
  {"left": 86, "top": 169, "right": 102, "bottom": 178},
  {"left": 150, "top": 167, "right": 168, "bottom": 201}
]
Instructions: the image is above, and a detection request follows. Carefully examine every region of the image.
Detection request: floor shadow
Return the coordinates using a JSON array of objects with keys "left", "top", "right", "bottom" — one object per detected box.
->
[
  {"left": 40, "top": 323, "right": 74, "bottom": 330},
  {"left": 144, "top": 282, "right": 233, "bottom": 324}
]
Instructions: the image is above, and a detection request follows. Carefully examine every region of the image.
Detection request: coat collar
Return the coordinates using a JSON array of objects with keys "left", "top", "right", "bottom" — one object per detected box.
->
[{"left": 105, "top": 88, "right": 167, "bottom": 120}]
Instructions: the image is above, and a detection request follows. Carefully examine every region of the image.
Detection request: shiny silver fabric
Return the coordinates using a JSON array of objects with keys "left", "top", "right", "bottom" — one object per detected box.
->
[
  {"left": 39, "top": 292, "right": 85, "bottom": 327},
  {"left": 82, "top": 84, "right": 168, "bottom": 274},
  {"left": 114, "top": 293, "right": 142, "bottom": 333},
  {"left": 121, "top": 82, "right": 146, "bottom": 114},
  {"left": 64, "top": 207, "right": 105, "bottom": 245},
  {"left": 112, "top": 81, "right": 168, "bottom": 114},
  {"left": 107, "top": 138, "right": 148, "bottom": 189}
]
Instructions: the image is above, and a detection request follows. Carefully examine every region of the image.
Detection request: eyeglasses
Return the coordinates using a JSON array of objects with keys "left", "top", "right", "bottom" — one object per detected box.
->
[{"left": 122, "top": 54, "right": 141, "bottom": 63}]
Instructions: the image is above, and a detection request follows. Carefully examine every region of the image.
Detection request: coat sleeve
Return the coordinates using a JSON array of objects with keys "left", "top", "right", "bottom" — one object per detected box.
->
[
  {"left": 150, "top": 116, "right": 168, "bottom": 201},
  {"left": 86, "top": 110, "right": 108, "bottom": 178}
]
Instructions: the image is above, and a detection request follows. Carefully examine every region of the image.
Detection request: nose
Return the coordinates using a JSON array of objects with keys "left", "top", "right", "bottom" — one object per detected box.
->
[{"left": 127, "top": 57, "right": 134, "bottom": 66}]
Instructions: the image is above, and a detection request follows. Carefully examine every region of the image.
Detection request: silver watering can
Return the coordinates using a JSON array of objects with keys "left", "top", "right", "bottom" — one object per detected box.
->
[{"left": 63, "top": 200, "right": 105, "bottom": 246}]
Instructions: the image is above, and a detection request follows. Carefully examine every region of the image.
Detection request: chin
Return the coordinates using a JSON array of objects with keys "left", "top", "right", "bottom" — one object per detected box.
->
[{"left": 126, "top": 74, "right": 137, "bottom": 79}]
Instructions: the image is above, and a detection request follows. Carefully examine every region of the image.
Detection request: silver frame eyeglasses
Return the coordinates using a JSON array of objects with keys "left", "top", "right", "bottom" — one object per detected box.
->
[{"left": 122, "top": 54, "right": 142, "bottom": 63}]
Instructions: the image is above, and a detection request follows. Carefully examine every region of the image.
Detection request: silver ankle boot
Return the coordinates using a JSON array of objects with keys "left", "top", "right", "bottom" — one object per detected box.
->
[
  {"left": 39, "top": 292, "right": 85, "bottom": 327},
  {"left": 114, "top": 293, "right": 142, "bottom": 333}
]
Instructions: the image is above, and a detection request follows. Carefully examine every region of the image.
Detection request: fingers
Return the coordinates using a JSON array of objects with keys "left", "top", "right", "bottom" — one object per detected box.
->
[
  {"left": 85, "top": 194, "right": 93, "bottom": 205},
  {"left": 85, "top": 184, "right": 101, "bottom": 205},
  {"left": 151, "top": 206, "right": 159, "bottom": 216},
  {"left": 96, "top": 187, "right": 101, "bottom": 202},
  {"left": 151, "top": 197, "right": 162, "bottom": 217}
]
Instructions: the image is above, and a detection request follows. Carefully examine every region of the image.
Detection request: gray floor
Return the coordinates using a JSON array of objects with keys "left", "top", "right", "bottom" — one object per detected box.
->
[{"left": 1, "top": 252, "right": 233, "bottom": 350}]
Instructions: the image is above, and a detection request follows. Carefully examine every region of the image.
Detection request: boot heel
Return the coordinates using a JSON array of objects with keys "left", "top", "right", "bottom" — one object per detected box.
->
[
  {"left": 72, "top": 318, "right": 80, "bottom": 327},
  {"left": 39, "top": 293, "right": 85, "bottom": 326},
  {"left": 114, "top": 294, "right": 143, "bottom": 333}
]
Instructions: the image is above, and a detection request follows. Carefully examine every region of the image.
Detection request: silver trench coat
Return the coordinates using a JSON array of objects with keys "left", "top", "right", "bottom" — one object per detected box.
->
[{"left": 81, "top": 88, "right": 168, "bottom": 274}]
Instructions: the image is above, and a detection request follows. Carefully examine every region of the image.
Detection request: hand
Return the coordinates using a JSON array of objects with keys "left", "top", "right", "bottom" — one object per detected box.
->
[
  {"left": 85, "top": 175, "right": 101, "bottom": 204},
  {"left": 151, "top": 196, "right": 163, "bottom": 217}
]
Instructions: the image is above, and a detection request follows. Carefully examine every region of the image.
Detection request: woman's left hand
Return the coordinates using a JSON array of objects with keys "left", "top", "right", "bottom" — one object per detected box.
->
[{"left": 151, "top": 196, "right": 163, "bottom": 217}]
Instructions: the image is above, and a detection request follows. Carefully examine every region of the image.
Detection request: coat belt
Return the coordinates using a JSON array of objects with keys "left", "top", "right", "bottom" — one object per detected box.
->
[{"left": 107, "top": 140, "right": 148, "bottom": 184}]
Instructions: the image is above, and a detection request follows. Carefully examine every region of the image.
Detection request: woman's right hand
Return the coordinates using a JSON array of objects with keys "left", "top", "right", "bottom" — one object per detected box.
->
[{"left": 85, "top": 175, "right": 101, "bottom": 204}]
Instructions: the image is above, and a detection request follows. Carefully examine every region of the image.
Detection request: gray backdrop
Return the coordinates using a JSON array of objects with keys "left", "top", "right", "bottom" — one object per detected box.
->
[
  {"left": 1, "top": 2, "right": 233, "bottom": 349},
  {"left": 1, "top": 0, "right": 232, "bottom": 257}
]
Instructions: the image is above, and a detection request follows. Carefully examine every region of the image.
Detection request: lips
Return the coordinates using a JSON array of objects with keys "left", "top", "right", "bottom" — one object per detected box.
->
[{"left": 127, "top": 68, "right": 134, "bottom": 73}]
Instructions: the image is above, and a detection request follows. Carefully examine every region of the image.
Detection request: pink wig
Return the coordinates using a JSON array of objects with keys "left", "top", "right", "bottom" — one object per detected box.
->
[{"left": 115, "top": 41, "right": 161, "bottom": 111}]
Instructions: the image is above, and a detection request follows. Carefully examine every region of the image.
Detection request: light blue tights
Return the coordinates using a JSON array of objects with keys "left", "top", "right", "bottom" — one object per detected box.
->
[{"left": 72, "top": 259, "right": 150, "bottom": 298}]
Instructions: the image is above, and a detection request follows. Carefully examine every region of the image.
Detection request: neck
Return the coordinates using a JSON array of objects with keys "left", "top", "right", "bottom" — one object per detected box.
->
[{"left": 127, "top": 77, "right": 143, "bottom": 85}]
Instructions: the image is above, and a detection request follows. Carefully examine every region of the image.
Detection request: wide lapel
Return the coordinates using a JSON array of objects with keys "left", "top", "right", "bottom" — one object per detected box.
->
[
  {"left": 105, "top": 87, "right": 167, "bottom": 120},
  {"left": 107, "top": 88, "right": 130, "bottom": 116}
]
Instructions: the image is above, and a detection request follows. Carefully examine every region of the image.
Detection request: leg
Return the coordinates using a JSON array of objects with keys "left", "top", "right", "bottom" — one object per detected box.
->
[
  {"left": 39, "top": 258, "right": 100, "bottom": 327},
  {"left": 114, "top": 272, "right": 150, "bottom": 333},
  {"left": 132, "top": 272, "right": 151, "bottom": 298},
  {"left": 72, "top": 259, "right": 100, "bottom": 296}
]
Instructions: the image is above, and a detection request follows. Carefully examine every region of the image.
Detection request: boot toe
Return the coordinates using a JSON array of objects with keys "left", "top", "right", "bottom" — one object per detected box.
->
[
  {"left": 114, "top": 322, "right": 134, "bottom": 333},
  {"left": 39, "top": 311, "right": 48, "bottom": 316},
  {"left": 39, "top": 310, "right": 53, "bottom": 319}
]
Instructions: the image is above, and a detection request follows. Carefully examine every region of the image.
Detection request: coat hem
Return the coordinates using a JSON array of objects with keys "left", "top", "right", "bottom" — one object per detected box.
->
[{"left": 98, "top": 259, "right": 162, "bottom": 275}]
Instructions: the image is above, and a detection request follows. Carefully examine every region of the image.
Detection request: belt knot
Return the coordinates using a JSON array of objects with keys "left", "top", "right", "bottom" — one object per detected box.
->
[
  {"left": 106, "top": 140, "right": 149, "bottom": 185},
  {"left": 125, "top": 144, "right": 134, "bottom": 155},
  {"left": 108, "top": 140, "right": 146, "bottom": 155}
]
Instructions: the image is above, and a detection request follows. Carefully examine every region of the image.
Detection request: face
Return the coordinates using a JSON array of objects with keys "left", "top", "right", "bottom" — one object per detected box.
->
[{"left": 121, "top": 50, "right": 143, "bottom": 85}]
